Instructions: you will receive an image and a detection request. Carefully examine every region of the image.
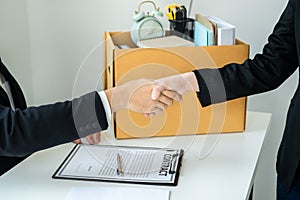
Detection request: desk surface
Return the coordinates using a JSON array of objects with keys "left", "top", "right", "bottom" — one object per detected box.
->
[{"left": 0, "top": 111, "right": 271, "bottom": 200}]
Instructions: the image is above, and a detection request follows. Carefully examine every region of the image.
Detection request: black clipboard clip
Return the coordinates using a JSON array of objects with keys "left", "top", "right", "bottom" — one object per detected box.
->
[{"left": 169, "top": 150, "right": 184, "bottom": 174}]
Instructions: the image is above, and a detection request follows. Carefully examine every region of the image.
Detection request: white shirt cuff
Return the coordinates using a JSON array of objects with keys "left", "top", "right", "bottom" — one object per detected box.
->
[{"left": 98, "top": 91, "right": 112, "bottom": 126}]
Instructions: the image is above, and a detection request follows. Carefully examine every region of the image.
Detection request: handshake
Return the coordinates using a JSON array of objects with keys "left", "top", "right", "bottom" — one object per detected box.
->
[
  {"left": 105, "top": 72, "right": 199, "bottom": 117},
  {"left": 76, "top": 72, "right": 199, "bottom": 144}
]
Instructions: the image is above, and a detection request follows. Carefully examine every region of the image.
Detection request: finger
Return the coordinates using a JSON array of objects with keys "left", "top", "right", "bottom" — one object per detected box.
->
[
  {"left": 147, "top": 113, "right": 157, "bottom": 118},
  {"left": 151, "top": 84, "right": 167, "bottom": 100},
  {"left": 144, "top": 113, "right": 157, "bottom": 118},
  {"left": 150, "top": 104, "right": 165, "bottom": 115},
  {"left": 73, "top": 139, "right": 82, "bottom": 144},
  {"left": 144, "top": 113, "right": 151, "bottom": 118},
  {"left": 162, "top": 90, "right": 183, "bottom": 101},
  {"left": 156, "top": 102, "right": 167, "bottom": 111},
  {"left": 87, "top": 132, "right": 101, "bottom": 144},
  {"left": 93, "top": 132, "right": 101, "bottom": 143},
  {"left": 150, "top": 109, "right": 163, "bottom": 116},
  {"left": 158, "top": 94, "right": 173, "bottom": 106},
  {"left": 86, "top": 135, "right": 94, "bottom": 144}
]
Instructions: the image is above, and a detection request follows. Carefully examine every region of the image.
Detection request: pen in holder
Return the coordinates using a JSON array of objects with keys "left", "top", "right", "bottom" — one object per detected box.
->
[{"left": 169, "top": 18, "right": 194, "bottom": 40}]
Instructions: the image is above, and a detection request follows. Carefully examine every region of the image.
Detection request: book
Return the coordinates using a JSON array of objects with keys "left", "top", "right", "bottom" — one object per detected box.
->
[
  {"left": 194, "top": 21, "right": 214, "bottom": 46},
  {"left": 52, "top": 144, "right": 184, "bottom": 186},
  {"left": 206, "top": 16, "right": 236, "bottom": 45},
  {"left": 137, "top": 35, "right": 194, "bottom": 48},
  {"left": 194, "top": 13, "right": 215, "bottom": 46}
]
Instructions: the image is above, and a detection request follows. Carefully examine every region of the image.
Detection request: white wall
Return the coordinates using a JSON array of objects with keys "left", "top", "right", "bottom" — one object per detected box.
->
[
  {"left": 0, "top": 0, "right": 33, "bottom": 103},
  {"left": 1, "top": 0, "right": 297, "bottom": 199},
  {"left": 26, "top": 0, "right": 148, "bottom": 104}
]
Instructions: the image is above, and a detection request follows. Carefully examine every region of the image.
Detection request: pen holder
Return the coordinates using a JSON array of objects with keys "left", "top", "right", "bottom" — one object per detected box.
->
[{"left": 169, "top": 18, "right": 194, "bottom": 40}]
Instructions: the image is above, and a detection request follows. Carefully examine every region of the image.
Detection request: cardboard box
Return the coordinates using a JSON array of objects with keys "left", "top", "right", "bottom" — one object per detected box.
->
[{"left": 104, "top": 32, "right": 249, "bottom": 139}]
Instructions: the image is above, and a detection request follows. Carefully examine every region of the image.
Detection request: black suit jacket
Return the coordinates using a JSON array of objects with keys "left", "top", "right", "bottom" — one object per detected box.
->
[
  {"left": 0, "top": 58, "right": 108, "bottom": 175},
  {"left": 194, "top": 0, "right": 299, "bottom": 191}
]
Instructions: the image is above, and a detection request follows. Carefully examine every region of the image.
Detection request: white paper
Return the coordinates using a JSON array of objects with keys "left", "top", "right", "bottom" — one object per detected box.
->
[{"left": 54, "top": 144, "right": 183, "bottom": 185}]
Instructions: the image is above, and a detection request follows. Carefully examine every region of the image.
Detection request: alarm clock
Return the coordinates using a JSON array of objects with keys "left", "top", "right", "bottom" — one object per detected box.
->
[{"left": 130, "top": 1, "right": 165, "bottom": 45}]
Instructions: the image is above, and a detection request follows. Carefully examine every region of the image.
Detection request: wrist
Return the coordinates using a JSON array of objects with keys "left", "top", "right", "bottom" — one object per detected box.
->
[
  {"left": 182, "top": 72, "right": 199, "bottom": 92},
  {"left": 104, "top": 88, "right": 113, "bottom": 112},
  {"left": 104, "top": 86, "right": 128, "bottom": 113}
]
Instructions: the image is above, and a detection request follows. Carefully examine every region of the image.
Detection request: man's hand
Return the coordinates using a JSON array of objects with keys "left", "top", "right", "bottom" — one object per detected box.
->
[
  {"left": 73, "top": 132, "right": 101, "bottom": 144},
  {"left": 105, "top": 79, "right": 180, "bottom": 116},
  {"left": 151, "top": 72, "right": 199, "bottom": 100}
]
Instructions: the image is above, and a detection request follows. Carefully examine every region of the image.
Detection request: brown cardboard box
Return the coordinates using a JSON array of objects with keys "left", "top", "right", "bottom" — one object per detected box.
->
[{"left": 104, "top": 32, "right": 249, "bottom": 139}]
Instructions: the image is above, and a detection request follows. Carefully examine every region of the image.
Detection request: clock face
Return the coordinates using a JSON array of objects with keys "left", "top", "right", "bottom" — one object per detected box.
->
[{"left": 138, "top": 18, "right": 164, "bottom": 40}]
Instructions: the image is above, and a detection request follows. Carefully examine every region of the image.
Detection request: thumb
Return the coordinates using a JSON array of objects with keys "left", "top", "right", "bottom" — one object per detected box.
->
[{"left": 151, "top": 84, "right": 167, "bottom": 100}]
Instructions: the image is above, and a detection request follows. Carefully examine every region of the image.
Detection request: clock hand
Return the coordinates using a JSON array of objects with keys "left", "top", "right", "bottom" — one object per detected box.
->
[
  {"left": 147, "top": 27, "right": 159, "bottom": 36},
  {"left": 143, "top": 28, "right": 155, "bottom": 38},
  {"left": 149, "top": 28, "right": 155, "bottom": 34}
]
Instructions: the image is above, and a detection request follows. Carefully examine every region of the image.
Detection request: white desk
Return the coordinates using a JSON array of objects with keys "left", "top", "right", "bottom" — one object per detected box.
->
[{"left": 0, "top": 111, "right": 271, "bottom": 200}]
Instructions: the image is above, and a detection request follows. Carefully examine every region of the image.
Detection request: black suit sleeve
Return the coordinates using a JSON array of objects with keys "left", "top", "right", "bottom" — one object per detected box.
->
[
  {"left": 0, "top": 91, "right": 108, "bottom": 157},
  {"left": 193, "top": 0, "right": 299, "bottom": 107}
]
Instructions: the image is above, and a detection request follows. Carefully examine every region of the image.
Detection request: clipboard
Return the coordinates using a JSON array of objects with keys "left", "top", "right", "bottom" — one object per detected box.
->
[{"left": 52, "top": 144, "right": 184, "bottom": 186}]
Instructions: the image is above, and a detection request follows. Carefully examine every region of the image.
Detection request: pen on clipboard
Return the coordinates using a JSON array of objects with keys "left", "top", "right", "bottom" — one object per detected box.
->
[{"left": 116, "top": 153, "right": 124, "bottom": 176}]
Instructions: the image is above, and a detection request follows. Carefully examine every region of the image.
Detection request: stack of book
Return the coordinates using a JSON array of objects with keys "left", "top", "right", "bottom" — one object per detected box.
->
[{"left": 194, "top": 13, "right": 236, "bottom": 46}]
